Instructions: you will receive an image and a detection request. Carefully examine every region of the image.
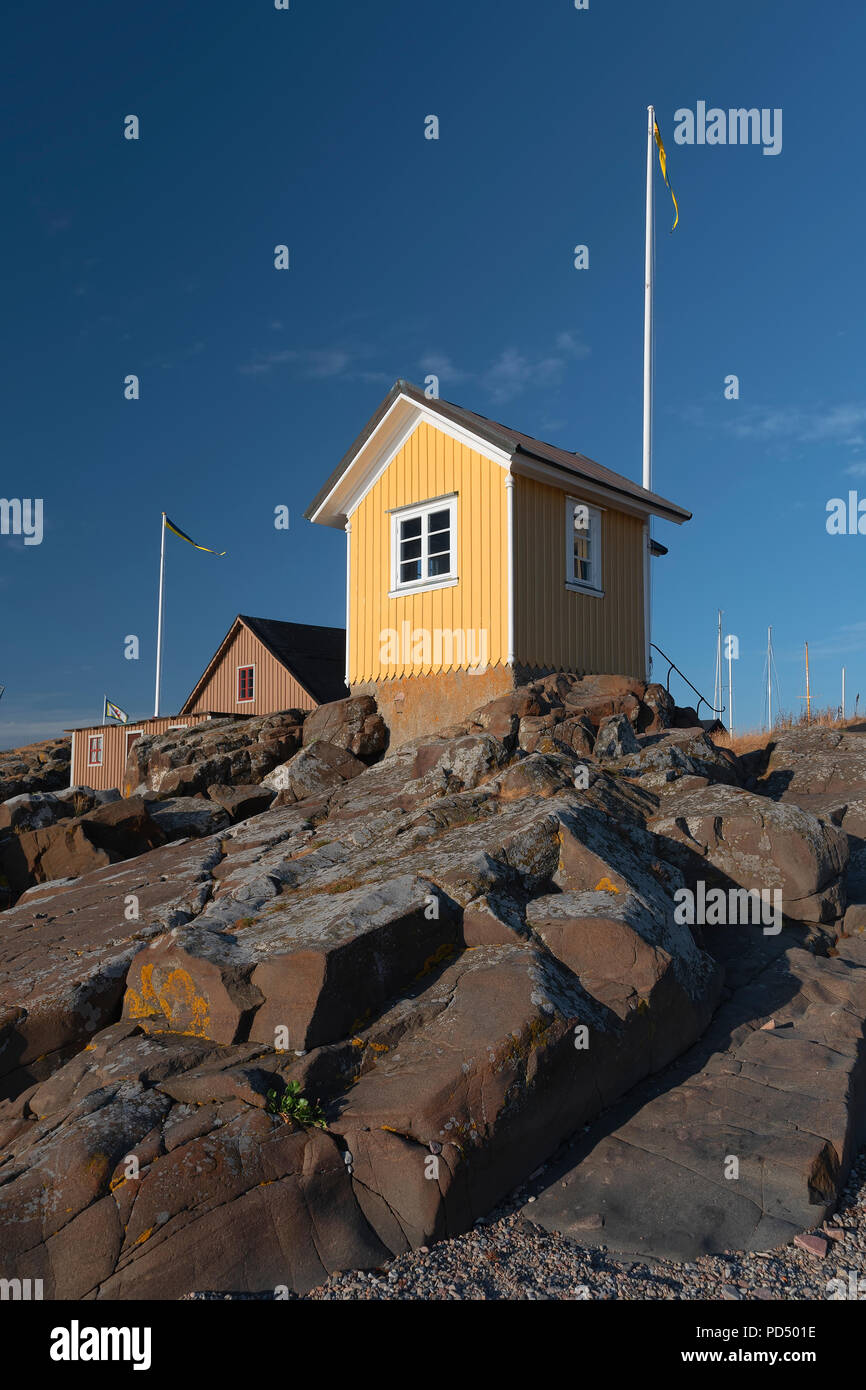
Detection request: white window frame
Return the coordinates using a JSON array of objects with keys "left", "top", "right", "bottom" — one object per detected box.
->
[
  {"left": 236, "top": 663, "right": 256, "bottom": 703},
  {"left": 389, "top": 495, "right": 458, "bottom": 598},
  {"left": 565, "top": 497, "right": 604, "bottom": 597},
  {"left": 88, "top": 733, "right": 104, "bottom": 767}
]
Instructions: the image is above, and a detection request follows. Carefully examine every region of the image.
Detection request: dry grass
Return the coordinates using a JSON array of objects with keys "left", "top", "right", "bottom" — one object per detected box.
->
[{"left": 712, "top": 707, "right": 859, "bottom": 758}]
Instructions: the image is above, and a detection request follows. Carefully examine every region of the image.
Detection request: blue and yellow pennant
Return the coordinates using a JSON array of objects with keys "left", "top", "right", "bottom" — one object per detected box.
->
[
  {"left": 653, "top": 119, "right": 679, "bottom": 232},
  {"left": 164, "top": 515, "right": 226, "bottom": 556}
]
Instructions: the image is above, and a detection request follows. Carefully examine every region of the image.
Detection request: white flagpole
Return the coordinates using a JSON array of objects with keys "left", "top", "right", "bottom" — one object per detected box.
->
[
  {"left": 643, "top": 105, "right": 655, "bottom": 677},
  {"left": 643, "top": 104, "right": 655, "bottom": 493},
  {"left": 102, "top": 692, "right": 106, "bottom": 727},
  {"left": 154, "top": 512, "right": 166, "bottom": 717}
]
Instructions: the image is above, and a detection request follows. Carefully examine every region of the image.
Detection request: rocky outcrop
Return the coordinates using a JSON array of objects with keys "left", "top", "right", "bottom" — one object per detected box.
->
[
  {"left": 650, "top": 784, "right": 849, "bottom": 925},
  {"left": 1, "top": 682, "right": 863, "bottom": 1297},
  {"left": 301, "top": 694, "right": 388, "bottom": 760},
  {"left": 527, "top": 928, "right": 866, "bottom": 1261},
  {"left": 122, "top": 711, "right": 308, "bottom": 799},
  {"left": 0, "top": 796, "right": 167, "bottom": 896},
  {"left": 0, "top": 736, "right": 70, "bottom": 801}
]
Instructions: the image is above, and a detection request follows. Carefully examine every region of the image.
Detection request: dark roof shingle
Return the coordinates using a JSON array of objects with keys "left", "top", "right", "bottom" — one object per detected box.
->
[{"left": 238, "top": 616, "right": 346, "bottom": 705}]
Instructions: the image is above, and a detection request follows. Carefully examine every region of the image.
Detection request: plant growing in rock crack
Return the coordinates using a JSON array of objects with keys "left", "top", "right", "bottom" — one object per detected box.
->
[{"left": 266, "top": 1081, "right": 328, "bottom": 1129}]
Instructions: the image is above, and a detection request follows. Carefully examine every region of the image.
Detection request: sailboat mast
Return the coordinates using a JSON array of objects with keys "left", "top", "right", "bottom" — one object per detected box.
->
[
  {"left": 805, "top": 642, "right": 811, "bottom": 725},
  {"left": 767, "top": 626, "right": 772, "bottom": 731}
]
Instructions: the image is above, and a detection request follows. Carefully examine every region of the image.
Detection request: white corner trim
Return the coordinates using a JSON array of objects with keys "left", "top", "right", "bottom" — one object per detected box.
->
[
  {"left": 69, "top": 730, "right": 75, "bottom": 787},
  {"left": 505, "top": 471, "right": 515, "bottom": 665},
  {"left": 345, "top": 520, "right": 351, "bottom": 687},
  {"left": 311, "top": 393, "right": 513, "bottom": 527}
]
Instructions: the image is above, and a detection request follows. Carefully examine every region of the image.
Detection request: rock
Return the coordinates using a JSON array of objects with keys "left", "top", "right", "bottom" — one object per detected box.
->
[
  {"left": 0, "top": 837, "right": 223, "bottom": 1095},
  {"left": 264, "top": 741, "right": 367, "bottom": 802},
  {"left": 0, "top": 736, "right": 71, "bottom": 801},
  {"left": 145, "top": 797, "right": 231, "bottom": 839},
  {"left": 527, "top": 933, "right": 866, "bottom": 1262},
  {"left": 54, "top": 786, "right": 122, "bottom": 817},
  {"left": 0, "top": 1027, "right": 391, "bottom": 1299},
  {"left": 302, "top": 695, "right": 387, "bottom": 760},
  {"left": 593, "top": 714, "right": 640, "bottom": 760},
  {"left": 124, "top": 710, "right": 306, "bottom": 800},
  {"left": 0, "top": 792, "right": 64, "bottom": 833},
  {"left": 621, "top": 729, "right": 741, "bottom": 792},
  {"left": 3, "top": 702, "right": 866, "bottom": 1296},
  {"left": 641, "top": 683, "right": 676, "bottom": 733},
  {"left": 124, "top": 875, "right": 460, "bottom": 1053},
  {"left": 650, "top": 785, "right": 849, "bottom": 925},
  {"left": 205, "top": 783, "right": 276, "bottom": 821},
  {"left": 794, "top": 1232, "right": 828, "bottom": 1258},
  {"left": 1, "top": 796, "right": 167, "bottom": 894}
]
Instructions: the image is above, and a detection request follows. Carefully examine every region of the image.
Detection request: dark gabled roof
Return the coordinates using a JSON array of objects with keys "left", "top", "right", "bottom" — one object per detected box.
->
[
  {"left": 239, "top": 616, "right": 346, "bottom": 705},
  {"left": 179, "top": 616, "right": 346, "bottom": 713},
  {"left": 305, "top": 379, "right": 691, "bottom": 526}
]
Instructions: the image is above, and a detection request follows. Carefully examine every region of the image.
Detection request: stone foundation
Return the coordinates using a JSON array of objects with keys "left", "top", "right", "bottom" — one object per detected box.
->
[{"left": 353, "top": 666, "right": 519, "bottom": 748}]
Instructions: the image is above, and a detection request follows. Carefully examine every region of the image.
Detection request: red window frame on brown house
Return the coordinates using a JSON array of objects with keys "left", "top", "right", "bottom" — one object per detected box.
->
[
  {"left": 88, "top": 734, "right": 104, "bottom": 766},
  {"left": 237, "top": 665, "right": 255, "bottom": 702}
]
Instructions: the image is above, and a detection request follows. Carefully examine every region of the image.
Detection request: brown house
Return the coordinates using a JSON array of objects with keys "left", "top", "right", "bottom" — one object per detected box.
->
[{"left": 67, "top": 615, "right": 346, "bottom": 791}]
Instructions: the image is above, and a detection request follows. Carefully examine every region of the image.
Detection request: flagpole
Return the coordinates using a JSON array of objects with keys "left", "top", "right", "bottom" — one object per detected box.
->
[
  {"left": 102, "top": 693, "right": 106, "bottom": 727},
  {"left": 643, "top": 104, "right": 655, "bottom": 679},
  {"left": 643, "top": 104, "right": 654, "bottom": 494},
  {"left": 154, "top": 511, "right": 166, "bottom": 717}
]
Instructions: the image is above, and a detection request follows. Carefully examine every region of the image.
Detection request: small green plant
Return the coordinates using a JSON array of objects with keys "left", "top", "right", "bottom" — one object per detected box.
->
[{"left": 266, "top": 1081, "right": 328, "bottom": 1129}]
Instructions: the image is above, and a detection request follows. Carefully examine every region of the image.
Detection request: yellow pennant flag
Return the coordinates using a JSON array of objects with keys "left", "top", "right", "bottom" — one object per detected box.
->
[
  {"left": 653, "top": 119, "right": 679, "bottom": 232},
  {"left": 164, "top": 515, "right": 226, "bottom": 555}
]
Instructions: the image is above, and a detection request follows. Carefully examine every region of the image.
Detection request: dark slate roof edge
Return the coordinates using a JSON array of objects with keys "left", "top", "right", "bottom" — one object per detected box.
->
[{"left": 303, "top": 379, "right": 691, "bottom": 524}]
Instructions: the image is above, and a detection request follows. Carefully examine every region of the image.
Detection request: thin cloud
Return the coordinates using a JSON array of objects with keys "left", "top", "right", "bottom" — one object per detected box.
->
[
  {"left": 728, "top": 403, "right": 866, "bottom": 449},
  {"left": 420, "top": 330, "right": 590, "bottom": 403},
  {"left": 238, "top": 344, "right": 390, "bottom": 383}
]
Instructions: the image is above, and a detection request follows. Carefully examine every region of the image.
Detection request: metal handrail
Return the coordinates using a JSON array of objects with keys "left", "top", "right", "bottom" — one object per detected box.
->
[{"left": 650, "top": 642, "right": 725, "bottom": 721}]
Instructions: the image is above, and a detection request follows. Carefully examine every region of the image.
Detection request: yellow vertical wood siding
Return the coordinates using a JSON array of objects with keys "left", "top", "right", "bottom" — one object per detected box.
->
[
  {"left": 513, "top": 476, "right": 646, "bottom": 678},
  {"left": 349, "top": 422, "right": 508, "bottom": 682}
]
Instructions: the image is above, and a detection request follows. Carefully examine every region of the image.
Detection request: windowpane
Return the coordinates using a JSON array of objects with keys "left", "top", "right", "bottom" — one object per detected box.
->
[
  {"left": 395, "top": 502, "right": 455, "bottom": 588},
  {"left": 428, "top": 551, "right": 451, "bottom": 577},
  {"left": 238, "top": 666, "right": 254, "bottom": 701},
  {"left": 570, "top": 502, "right": 599, "bottom": 586}
]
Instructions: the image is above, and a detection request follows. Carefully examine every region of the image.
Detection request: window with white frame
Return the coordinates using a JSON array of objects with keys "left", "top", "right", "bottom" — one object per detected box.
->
[
  {"left": 88, "top": 734, "right": 104, "bottom": 766},
  {"left": 566, "top": 499, "right": 603, "bottom": 592},
  {"left": 391, "top": 497, "right": 457, "bottom": 593}
]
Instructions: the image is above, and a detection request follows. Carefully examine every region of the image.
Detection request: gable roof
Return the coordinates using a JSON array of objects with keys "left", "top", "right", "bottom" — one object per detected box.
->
[
  {"left": 305, "top": 379, "right": 691, "bottom": 528},
  {"left": 179, "top": 615, "right": 346, "bottom": 713}
]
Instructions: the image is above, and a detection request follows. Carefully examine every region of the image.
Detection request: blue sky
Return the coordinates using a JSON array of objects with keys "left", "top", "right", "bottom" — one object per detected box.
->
[{"left": 2, "top": 0, "right": 865, "bottom": 748}]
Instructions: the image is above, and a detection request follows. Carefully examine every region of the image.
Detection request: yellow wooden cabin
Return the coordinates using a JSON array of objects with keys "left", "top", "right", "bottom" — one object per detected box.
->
[{"left": 305, "top": 380, "right": 691, "bottom": 741}]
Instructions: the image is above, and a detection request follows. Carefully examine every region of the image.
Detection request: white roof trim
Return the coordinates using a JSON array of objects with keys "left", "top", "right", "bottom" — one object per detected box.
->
[{"left": 309, "top": 393, "right": 513, "bottom": 528}]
